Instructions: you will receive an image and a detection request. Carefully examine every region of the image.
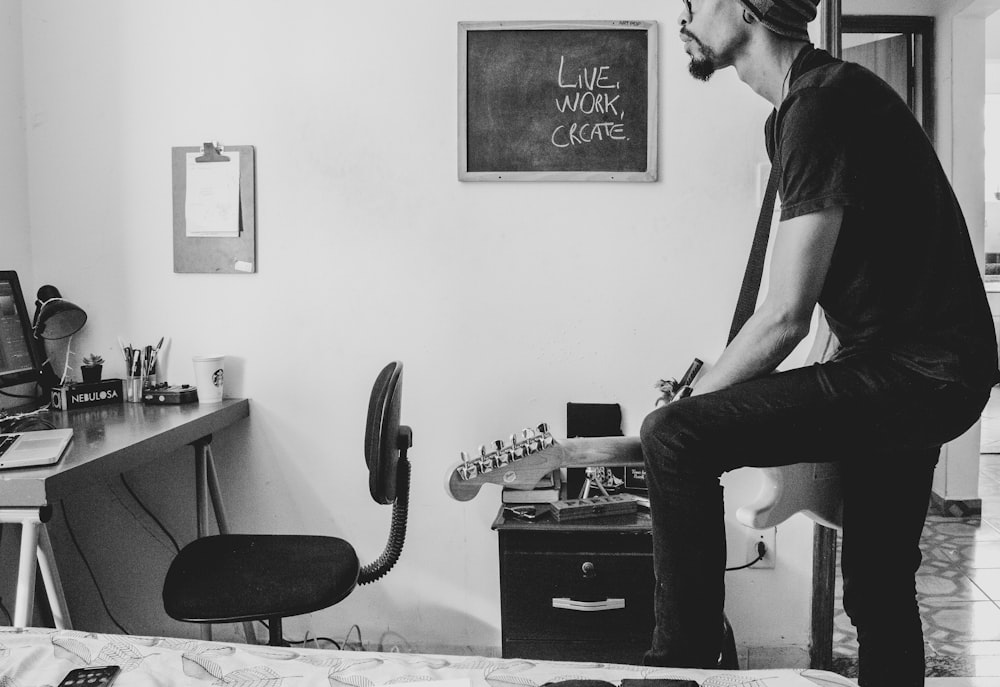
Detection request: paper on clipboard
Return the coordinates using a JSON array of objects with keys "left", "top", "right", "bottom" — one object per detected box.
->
[{"left": 185, "top": 151, "right": 241, "bottom": 237}]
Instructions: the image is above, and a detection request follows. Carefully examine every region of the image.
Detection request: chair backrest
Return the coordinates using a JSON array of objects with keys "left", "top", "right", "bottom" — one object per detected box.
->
[
  {"left": 359, "top": 361, "right": 413, "bottom": 585},
  {"left": 365, "top": 361, "right": 411, "bottom": 504}
]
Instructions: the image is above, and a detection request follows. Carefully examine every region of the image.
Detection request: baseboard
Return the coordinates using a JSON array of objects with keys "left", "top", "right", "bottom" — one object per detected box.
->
[{"left": 930, "top": 491, "right": 982, "bottom": 518}]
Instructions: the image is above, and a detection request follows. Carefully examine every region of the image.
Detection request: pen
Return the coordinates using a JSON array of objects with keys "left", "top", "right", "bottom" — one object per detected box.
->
[
  {"left": 149, "top": 337, "right": 165, "bottom": 380},
  {"left": 117, "top": 337, "right": 130, "bottom": 367}
]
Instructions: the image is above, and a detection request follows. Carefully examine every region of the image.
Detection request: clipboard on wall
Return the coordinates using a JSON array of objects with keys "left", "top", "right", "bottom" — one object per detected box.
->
[{"left": 172, "top": 142, "right": 256, "bottom": 273}]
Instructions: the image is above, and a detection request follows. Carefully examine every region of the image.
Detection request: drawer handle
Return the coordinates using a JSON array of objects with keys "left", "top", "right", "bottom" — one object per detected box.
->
[{"left": 552, "top": 597, "right": 626, "bottom": 612}]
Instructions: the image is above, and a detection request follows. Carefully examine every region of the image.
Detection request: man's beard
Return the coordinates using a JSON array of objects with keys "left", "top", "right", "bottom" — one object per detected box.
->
[
  {"left": 689, "top": 55, "right": 717, "bottom": 81},
  {"left": 682, "top": 29, "right": 718, "bottom": 81}
]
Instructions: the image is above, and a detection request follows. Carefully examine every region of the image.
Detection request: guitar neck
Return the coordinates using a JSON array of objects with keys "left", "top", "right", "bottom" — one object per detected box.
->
[
  {"left": 556, "top": 436, "right": 643, "bottom": 467},
  {"left": 446, "top": 434, "right": 644, "bottom": 501}
]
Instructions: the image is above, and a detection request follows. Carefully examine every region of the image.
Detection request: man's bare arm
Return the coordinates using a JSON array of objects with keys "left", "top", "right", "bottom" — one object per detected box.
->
[{"left": 692, "top": 205, "right": 844, "bottom": 396}]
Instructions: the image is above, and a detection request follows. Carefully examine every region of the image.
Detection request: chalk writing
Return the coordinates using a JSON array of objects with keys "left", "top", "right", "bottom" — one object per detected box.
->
[{"left": 552, "top": 55, "right": 628, "bottom": 149}]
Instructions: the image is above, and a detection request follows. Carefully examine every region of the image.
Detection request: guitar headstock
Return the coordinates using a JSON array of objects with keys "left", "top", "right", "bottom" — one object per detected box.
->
[{"left": 446, "top": 423, "right": 567, "bottom": 501}]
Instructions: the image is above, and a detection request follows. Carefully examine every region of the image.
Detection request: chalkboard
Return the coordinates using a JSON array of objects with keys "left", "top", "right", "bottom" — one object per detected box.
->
[{"left": 459, "top": 21, "right": 657, "bottom": 182}]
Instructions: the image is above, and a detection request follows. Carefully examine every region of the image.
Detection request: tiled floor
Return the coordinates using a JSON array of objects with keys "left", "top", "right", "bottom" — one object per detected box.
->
[{"left": 830, "top": 389, "right": 1000, "bottom": 680}]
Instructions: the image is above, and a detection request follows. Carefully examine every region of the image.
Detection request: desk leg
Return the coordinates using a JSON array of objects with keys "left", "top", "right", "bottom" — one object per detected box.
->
[
  {"left": 205, "top": 445, "right": 231, "bottom": 533},
  {"left": 37, "top": 525, "right": 71, "bottom": 629},
  {"left": 14, "top": 519, "right": 38, "bottom": 627},
  {"left": 192, "top": 438, "right": 258, "bottom": 645},
  {"left": 1, "top": 509, "right": 73, "bottom": 629},
  {"left": 195, "top": 443, "right": 210, "bottom": 540},
  {"left": 193, "top": 439, "right": 212, "bottom": 641}
]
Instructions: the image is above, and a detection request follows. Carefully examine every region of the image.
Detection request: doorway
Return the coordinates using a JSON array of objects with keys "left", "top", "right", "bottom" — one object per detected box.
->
[{"left": 841, "top": 15, "right": 934, "bottom": 140}]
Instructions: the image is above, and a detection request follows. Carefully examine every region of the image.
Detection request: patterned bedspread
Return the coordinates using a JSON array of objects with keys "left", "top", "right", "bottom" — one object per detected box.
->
[{"left": 0, "top": 627, "right": 857, "bottom": 687}]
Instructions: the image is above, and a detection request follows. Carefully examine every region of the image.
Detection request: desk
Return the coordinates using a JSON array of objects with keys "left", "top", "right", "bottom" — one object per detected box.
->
[{"left": 0, "top": 399, "right": 249, "bottom": 629}]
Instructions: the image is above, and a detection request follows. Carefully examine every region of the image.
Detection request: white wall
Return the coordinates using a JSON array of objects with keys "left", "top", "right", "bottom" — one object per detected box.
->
[
  {"left": 0, "top": 0, "right": 31, "bottom": 296},
  {"left": 9, "top": 0, "right": 983, "bottom": 660}
]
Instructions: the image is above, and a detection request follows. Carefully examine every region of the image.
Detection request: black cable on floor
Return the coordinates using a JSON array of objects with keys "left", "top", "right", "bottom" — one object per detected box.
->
[
  {"left": 258, "top": 619, "right": 342, "bottom": 649},
  {"left": 60, "top": 501, "right": 130, "bottom": 634}
]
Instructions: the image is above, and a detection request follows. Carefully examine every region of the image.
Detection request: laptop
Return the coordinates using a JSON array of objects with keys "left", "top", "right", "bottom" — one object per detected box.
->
[{"left": 0, "top": 428, "right": 73, "bottom": 469}]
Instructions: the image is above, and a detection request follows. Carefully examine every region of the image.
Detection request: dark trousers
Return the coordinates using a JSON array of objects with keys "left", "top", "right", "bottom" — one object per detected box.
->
[{"left": 639, "top": 352, "right": 989, "bottom": 686}]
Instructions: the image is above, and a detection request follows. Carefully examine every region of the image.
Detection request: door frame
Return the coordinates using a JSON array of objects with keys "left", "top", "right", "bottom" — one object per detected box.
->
[{"left": 841, "top": 15, "right": 936, "bottom": 141}]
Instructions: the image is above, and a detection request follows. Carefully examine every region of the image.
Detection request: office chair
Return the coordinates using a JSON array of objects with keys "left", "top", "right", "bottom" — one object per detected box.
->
[{"left": 162, "top": 361, "right": 412, "bottom": 646}]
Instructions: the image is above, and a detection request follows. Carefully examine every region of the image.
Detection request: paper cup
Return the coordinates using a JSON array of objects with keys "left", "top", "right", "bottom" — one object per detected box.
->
[{"left": 192, "top": 354, "right": 225, "bottom": 403}]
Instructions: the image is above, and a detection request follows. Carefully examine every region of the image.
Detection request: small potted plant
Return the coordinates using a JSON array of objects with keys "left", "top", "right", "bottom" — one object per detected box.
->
[{"left": 81, "top": 354, "right": 104, "bottom": 383}]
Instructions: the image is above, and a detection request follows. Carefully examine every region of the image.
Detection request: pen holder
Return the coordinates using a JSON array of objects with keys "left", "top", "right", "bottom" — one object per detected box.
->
[{"left": 125, "top": 376, "right": 144, "bottom": 403}]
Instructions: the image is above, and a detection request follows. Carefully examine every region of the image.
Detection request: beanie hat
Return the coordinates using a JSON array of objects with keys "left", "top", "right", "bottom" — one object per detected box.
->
[{"left": 738, "top": 0, "right": 819, "bottom": 42}]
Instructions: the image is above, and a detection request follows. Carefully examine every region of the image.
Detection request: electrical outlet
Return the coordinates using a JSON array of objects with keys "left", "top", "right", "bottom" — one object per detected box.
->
[{"left": 746, "top": 527, "right": 776, "bottom": 569}]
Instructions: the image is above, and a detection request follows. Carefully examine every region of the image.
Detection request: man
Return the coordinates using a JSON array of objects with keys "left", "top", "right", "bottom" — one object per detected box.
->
[{"left": 639, "top": 1, "right": 999, "bottom": 685}]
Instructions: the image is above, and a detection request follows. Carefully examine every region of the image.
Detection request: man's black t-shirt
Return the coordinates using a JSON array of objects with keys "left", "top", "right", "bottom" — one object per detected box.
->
[{"left": 765, "top": 47, "right": 998, "bottom": 389}]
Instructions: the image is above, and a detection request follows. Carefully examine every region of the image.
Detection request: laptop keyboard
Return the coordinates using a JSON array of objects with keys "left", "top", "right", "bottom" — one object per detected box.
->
[{"left": 0, "top": 435, "right": 19, "bottom": 457}]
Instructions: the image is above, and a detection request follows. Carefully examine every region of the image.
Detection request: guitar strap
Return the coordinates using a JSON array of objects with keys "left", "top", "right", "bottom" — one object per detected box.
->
[{"left": 727, "top": 158, "right": 781, "bottom": 344}]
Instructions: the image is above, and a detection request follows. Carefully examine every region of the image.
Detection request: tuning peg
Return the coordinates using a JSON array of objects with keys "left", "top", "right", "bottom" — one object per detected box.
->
[
  {"left": 508, "top": 433, "right": 524, "bottom": 460},
  {"left": 476, "top": 444, "right": 494, "bottom": 472},
  {"left": 458, "top": 451, "right": 478, "bottom": 480},
  {"left": 483, "top": 440, "right": 503, "bottom": 466},
  {"left": 536, "top": 423, "right": 554, "bottom": 447},
  {"left": 521, "top": 428, "right": 539, "bottom": 452},
  {"left": 522, "top": 433, "right": 537, "bottom": 453}
]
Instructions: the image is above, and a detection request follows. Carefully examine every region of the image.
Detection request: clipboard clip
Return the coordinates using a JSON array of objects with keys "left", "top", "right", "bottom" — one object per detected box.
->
[{"left": 196, "top": 141, "right": 230, "bottom": 163}]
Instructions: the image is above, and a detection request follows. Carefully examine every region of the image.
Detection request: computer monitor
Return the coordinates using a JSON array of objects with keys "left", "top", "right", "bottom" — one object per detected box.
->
[{"left": 0, "top": 270, "right": 43, "bottom": 395}]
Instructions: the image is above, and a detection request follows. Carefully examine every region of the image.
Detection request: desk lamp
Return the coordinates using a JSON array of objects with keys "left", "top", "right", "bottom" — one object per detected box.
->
[
  {"left": 32, "top": 285, "right": 87, "bottom": 340},
  {"left": 31, "top": 285, "right": 88, "bottom": 390}
]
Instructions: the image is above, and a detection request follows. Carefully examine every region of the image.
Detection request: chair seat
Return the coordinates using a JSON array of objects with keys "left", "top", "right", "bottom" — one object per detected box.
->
[{"left": 163, "top": 534, "right": 359, "bottom": 624}]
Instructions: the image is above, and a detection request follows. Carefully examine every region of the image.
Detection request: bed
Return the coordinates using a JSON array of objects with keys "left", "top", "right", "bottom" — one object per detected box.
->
[{"left": 0, "top": 627, "right": 857, "bottom": 686}]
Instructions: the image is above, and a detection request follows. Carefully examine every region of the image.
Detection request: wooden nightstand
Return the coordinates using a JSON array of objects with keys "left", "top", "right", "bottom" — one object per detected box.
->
[{"left": 492, "top": 506, "right": 655, "bottom": 664}]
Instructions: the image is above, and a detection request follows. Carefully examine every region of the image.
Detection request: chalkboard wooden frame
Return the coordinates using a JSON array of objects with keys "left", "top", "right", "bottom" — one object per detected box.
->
[{"left": 459, "top": 20, "right": 658, "bottom": 182}]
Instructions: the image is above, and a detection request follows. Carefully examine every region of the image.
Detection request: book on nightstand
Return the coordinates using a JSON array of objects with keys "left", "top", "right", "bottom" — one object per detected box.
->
[{"left": 501, "top": 469, "right": 563, "bottom": 504}]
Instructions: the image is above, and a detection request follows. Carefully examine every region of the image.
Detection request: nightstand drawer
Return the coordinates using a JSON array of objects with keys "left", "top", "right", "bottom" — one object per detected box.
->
[{"left": 500, "top": 550, "right": 655, "bottom": 641}]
